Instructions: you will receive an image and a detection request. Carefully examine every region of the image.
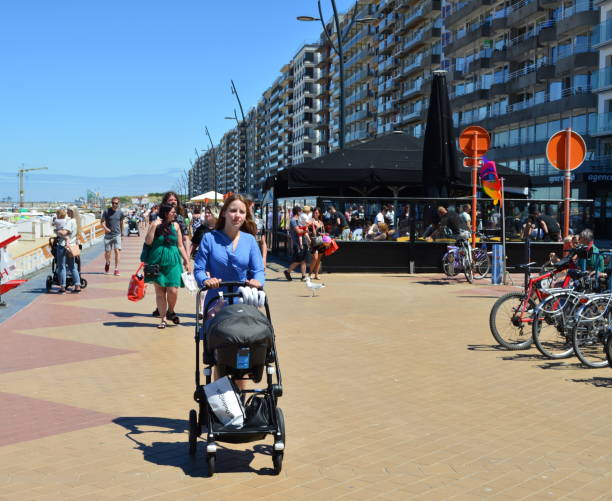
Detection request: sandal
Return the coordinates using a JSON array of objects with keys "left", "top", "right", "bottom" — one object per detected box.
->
[
  {"left": 157, "top": 321, "right": 167, "bottom": 329},
  {"left": 168, "top": 311, "right": 180, "bottom": 324}
]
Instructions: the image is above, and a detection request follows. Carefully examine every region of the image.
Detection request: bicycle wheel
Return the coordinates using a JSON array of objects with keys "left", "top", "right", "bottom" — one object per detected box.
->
[
  {"left": 571, "top": 301, "right": 611, "bottom": 368},
  {"left": 605, "top": 331, "right": 612, "bottom": 368},
  {"left": 473, "top": 249, "right": 490, "bottom": 279},
  {"left": 532, "top": 293, "right": 574, "bottom": 359},
  {"left": 463, "top": 255, "right": 474, "bottom": 284},
  {"left": 489, "top": 292, "right": 535, "bottom": 349},
  {"left": 442, "top": 253, "right": 457, "bottom": 277}
]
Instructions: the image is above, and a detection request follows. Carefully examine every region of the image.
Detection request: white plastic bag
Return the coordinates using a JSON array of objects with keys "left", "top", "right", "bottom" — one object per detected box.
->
[
  {"left": 181, "top": 272, "right": 198, "bottom": 294},
  {"left": 204, "top": 376, "right": 245, "bottom": 428},
  {"left": 238, "top": 286, "right": 266, "bottom": 307}
]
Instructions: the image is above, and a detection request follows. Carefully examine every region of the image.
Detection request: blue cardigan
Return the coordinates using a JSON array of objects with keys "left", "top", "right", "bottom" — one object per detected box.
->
[{"left": 194, "top": 230, "right": 265, "bottom": 294}]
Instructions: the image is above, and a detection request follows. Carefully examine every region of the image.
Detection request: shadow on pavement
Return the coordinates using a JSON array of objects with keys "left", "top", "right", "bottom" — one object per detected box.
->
[
  {"left": 537, "top": 361, "right": 583, "bottom": 370},
  {"left": 467, "top": 344, "right": 505, "bottom": 351},
  {"left": 113, "top": 417, "right": 274, "bottom": 477},
  {"left": 413, "top": 280, "right": 453, "bottom": 286},
  {"left": 569, "top": 377, "right": 612, "bottom": 388},
  {"left": 500, "top": 353, "right": 544, "bottom": 361}
]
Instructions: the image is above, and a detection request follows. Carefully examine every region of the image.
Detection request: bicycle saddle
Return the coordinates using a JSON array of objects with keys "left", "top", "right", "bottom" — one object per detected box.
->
[{"left": 517, "top": 262, "right": 537, "bottom": 270}]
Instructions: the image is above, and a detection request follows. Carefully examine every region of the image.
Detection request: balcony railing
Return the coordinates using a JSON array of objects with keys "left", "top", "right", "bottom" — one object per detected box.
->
[
  {"left": 592, "top": 66, "right": 612, "bottom": 91},
  {"left": 557, "top": 0, "right": 596, "bottom": 20},
  {"left": 592, "top": 19, "right": 612, "bottom": 47},
  {"left": 592, "top": 112, "right": 612, "bottom": 135},
  {"left": 452, "top": 86, "right": 592, "bottom": 127}
]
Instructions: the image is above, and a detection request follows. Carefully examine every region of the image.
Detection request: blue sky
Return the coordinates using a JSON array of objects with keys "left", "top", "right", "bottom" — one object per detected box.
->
[{"left": 0, "top": 0, "right": 355, "bottom": 201}]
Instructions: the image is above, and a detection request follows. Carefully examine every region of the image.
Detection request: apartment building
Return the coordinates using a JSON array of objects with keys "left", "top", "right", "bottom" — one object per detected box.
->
[
  {"left": 188, "top": 150, "right": 214, "bottom": 198},
  {"left": 445, "top": 0, "right": 599, "bottom": 187},
  {"left": 591, "top": 0, "right": 612, "bottom": 236}
]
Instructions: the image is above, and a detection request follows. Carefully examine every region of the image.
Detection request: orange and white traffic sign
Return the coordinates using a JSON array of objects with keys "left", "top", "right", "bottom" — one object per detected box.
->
[
  {"left": 546, "top": 129, "right": 586, "bottom": 171},
  {"left": 459, "top": 126, "right": 490, "bottom": 157}
]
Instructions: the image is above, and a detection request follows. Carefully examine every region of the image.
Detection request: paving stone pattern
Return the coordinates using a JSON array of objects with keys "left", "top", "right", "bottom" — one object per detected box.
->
[{"left": 1, "top": 235, "right": 612, "bottom": 500}]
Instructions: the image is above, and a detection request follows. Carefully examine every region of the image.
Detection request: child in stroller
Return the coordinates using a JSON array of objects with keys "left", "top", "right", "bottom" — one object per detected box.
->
[
  {"left": 127, "top": 214, "right": 140, "bottom": 236},
  {"left": 188, "top": 281, "right": 285, "bottom": 476}
]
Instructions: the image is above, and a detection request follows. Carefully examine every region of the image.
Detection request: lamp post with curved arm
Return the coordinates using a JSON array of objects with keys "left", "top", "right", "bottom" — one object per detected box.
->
[
  {"left": 204, "top": 126, "right": 218, "bottom": 205},
  {"left": 298, "top": 1, "right": 375, "bottom": 150}
]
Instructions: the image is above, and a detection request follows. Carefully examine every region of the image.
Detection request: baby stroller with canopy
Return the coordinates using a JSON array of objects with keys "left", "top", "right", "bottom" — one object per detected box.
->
[
  {"left": 45, "top": 237, "right": 88, "bottom": 292},
  {"left": 188, "top": 281, "right": 285, "bottom": 476},
  {"left": 127, "top": 216, "right": 140, "bottom": 237}
]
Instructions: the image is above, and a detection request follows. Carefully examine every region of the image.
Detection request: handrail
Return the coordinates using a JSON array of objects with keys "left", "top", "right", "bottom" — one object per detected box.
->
[{"left": 11, "top": 221, "right": 104, "bottom": 259}]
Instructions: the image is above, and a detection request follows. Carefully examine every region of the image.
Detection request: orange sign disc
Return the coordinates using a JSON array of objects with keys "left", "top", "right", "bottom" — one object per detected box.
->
[
  {"left": 546, "top": 129, "right": 586, "bottom": 171},
  {"left": 459, "top": 126, "right": 490, "bottom": 157}
]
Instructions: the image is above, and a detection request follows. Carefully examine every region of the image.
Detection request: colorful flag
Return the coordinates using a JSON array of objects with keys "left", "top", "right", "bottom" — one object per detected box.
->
[{"left": 479, "top": 158, "right": 502, "bottom": 205}]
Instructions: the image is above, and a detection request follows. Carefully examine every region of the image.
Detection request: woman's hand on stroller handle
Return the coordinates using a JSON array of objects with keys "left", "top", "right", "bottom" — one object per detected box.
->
[{"left": 201, "top": 279, "right": 262, "bottom": 291}]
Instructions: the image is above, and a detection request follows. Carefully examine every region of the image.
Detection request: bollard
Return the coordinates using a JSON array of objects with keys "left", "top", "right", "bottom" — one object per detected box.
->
[
  {"left": 409, "top": 260, "right": 415, "bottom": 274},
  {"left": 491, "top": 244, "right": 503, "bottom": 285}
]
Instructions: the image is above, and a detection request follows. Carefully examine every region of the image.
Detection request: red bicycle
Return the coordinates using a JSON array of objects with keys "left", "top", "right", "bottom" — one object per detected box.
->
[{"left": 489, "top": 247, "right": 585, "bottom": 350}]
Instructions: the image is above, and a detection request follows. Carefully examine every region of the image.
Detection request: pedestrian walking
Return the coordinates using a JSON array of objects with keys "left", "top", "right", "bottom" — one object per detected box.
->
[
  {"left": 56, "top": 207, "right": 82, "bottom": 293},
  {"left": 101, "top": 197, "right": 125, "bottom": 276},
  {"left": 144, "top": 203, "right": 190, "bottom": 329},
  {"left": 194, "top": 194, "right": 264, "bottom": 390},
  {"left": 284, "top": 206, "right": 308, "bottom": 281}
]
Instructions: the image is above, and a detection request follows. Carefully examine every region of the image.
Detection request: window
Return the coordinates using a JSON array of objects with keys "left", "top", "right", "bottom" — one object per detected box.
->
[
  {"left": 549, "top": 81, "right": 562, "bottom": 101},
  {"left": 535, "top": 122, "right": 547, "bottom": 141}
]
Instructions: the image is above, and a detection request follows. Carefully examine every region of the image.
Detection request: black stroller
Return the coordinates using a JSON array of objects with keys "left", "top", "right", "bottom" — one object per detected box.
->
[
  {"left": 188, "top": 281, "right": 285, "bottom": 476},
  {"left": 127, "top": 217, "right": 140, "bottom": 237},
  {"left": 45, "top": 237, "right": 88, "bottom": 292}
]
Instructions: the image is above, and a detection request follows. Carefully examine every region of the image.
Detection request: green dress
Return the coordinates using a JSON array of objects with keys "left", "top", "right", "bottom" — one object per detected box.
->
[{"left": 144, "top": 225, "right": 184, "bottom": 287}]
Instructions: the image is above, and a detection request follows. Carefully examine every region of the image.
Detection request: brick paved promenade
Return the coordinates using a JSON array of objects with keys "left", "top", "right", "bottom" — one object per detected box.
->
[{"left": 1, "top": 235, "right": 612, "bottom": 500}]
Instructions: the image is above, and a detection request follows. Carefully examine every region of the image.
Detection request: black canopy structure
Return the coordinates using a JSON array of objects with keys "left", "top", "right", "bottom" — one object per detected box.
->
[{"left": 265, "top": 132, "right": 530, "bottom": 198}]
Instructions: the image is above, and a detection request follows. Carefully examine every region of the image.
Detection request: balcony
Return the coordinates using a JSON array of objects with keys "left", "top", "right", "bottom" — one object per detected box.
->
[
  {"left": 554, "top": 44, "right": 597, "bottom": 76},
  {"left": 592, "top": 67, "right": 612, "bottom": 92},
  {"left": 345, "top": 129, "right": 370, "bottom": 143},
  {"left": 346, "top": 87, "right": 372, "bottom": 106},
  {"left": 467, "top": 57, "right": 491, "bottom": 73},
  {"left": 445, "top": 24, "right": 491, "bottom": 54},
  {"left": 378, "top": 77, "right": 396, "bottom": 95},
  {"left": 454, "top": 87, "right": 595, "bottom": 131},
  {"left": 379, "top": 33, "right": 397, "bottom": 55},
  {"left": 378, "top": 100, "right": 396, "bottom": 116},
  {"left": 507, "top": 0, "right": 543, "bottom": 28},
  {"left": 445, "top": 0, "right": 494, "bottom": 29},
  {"left": 379, "top": 13, "right": 397, "bottom": 34},
  {"left": 378, "top": 56, "right": 396, "bottom": 74},
  {"left": 346, "top": 109, "right": 372, "bottom": 124},
  {"left": 592, "top": 19, "right": 612, "bottom": 48},
  {"left": 345, "top": 68, "right": 375, "bottom": 88},
  {"left": 451, "top": 88, "right": 491, "bottom": 108},
  {"left": 557, "top": 8, "right": 599, "bottom": 38}
]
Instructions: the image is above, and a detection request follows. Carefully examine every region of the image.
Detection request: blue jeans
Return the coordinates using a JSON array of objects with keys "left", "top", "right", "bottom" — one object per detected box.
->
[{"left": 56, "top": 244, "right": 81, "bottom": 287}]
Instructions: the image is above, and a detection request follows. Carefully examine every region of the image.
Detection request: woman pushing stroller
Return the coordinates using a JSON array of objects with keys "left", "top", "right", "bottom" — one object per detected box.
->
[{"left": 194, "top": 194, "right": 265, "bottom": 385}]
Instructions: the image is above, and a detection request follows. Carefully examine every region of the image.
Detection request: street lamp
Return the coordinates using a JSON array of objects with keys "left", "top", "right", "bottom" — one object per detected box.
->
[
  {"left": 204, "top": 126, "right": 218, "bottom": 205},
  {"left": 298, "top": 1, "right": 375, "bottom": 150}
]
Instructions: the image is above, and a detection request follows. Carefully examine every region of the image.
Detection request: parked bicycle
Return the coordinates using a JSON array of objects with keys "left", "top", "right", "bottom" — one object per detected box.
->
[
  {"left": 530, "top": 270, "right": 595, "bottom": 359},
  {"left": 442, "top": 238, "right": 490, "bottom": 283},
  {"left": 489, "top": 246, "right": 588, "bottom": 350}
]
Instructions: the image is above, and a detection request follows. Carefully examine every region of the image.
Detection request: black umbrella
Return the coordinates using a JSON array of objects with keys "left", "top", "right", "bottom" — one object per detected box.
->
[{"left": 421, "top": 70, "right": 458, "bottom": 198}]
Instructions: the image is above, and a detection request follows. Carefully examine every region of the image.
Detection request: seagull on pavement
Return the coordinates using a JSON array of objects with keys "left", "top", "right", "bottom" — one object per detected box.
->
[{"left": 305, "top": 277, "right": 326, "bottom": 297}]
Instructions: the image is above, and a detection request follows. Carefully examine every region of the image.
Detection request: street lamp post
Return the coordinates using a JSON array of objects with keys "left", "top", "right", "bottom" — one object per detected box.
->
[
  {"left": 229, "top": 80, "right": 250, "bottom": 197},
  {"left": 298, "top": 1, "right": 375, "bottom": 150},
  {"left": 204, "top": 126, "right": 218, "bottom": 205}
]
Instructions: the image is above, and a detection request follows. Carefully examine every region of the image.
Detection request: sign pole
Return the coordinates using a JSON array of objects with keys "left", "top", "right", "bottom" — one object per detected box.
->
[
  {"left": 500, "top": 177, "right": 506, "bottom": 284},
  {"left": 471, "top": 131, "right": 478, "bottom": 249},
  {"left": 563, "top": 127, "right": 572, "bottom": 238}
]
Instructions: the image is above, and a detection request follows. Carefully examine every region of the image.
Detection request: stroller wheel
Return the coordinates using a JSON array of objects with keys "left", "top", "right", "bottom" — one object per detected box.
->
[
  {"left": 276, "top": 408, "right": 286, "bottom": 446},
  {"left": 188, "top": 409, "right": 198, "bottom": 456},
  {"left": 80, "top": 278, "right": 88, "bottom": 289},
  {"left": 272, "top": 451, "right": 283, "bottom": 475},
  {"left": 45, "top": 276, "right": 53, "bottom": 293},
  {"left": 206, "top": 453, "right": 216, "bottom": 477}
]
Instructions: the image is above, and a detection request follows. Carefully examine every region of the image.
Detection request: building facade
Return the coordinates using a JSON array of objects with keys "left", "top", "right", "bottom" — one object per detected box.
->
[{"left": 189, "top": 0, "right": 610, "bottom": 237}]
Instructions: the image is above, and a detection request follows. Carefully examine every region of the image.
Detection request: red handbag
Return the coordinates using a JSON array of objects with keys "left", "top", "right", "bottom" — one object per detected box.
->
[
  {"left": 127, "top": 263, "right": 146, "bottom": 302},
  {"left": 324, "top": 239, "right": 339, "bottom": 257}
]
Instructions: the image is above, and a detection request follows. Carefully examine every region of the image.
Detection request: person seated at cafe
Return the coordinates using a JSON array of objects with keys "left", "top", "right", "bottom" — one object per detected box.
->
[
  {"left": 537, "top": 210, "right": 561, "bottom": 242},
  {"left": 367, "top": 222, "right": 390, "bottom": 241},
  {"left": 429, "top": 207, "right": 470, "bottom": 240}
]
